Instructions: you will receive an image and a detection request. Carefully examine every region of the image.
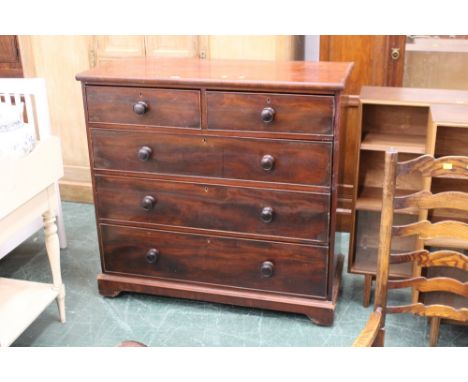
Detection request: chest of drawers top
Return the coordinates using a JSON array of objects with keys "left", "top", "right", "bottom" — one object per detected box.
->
[{"left": 76, "top": 57, "right": 353, "bottom": 93}]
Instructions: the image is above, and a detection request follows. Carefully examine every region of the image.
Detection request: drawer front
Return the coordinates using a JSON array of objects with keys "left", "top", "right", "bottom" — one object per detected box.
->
[
  {"left": 207, "top": 91, "right": 334, "bottom": 135},
  {"left": 91, "top": 129, "right": 332, "bottom": 187},
  {"left": 100, "top": 224, "right": 328, "bottom": 298},
  {"left": 86, "top": 86, "right": 201, "bottom": 128},
  {"left": 95, "top": 175, "right": 330, "bottom": 243}
]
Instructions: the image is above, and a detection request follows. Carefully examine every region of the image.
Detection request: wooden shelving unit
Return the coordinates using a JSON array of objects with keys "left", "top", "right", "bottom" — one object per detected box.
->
[
  {"left": 349, "top": 86, "right": 468, "bottom": 307},
  {"left": 360, "top": 133, "right": 426, "bottom": 154},
  {"left": 422, "top": 105, "right": 468, "bottom": 334}
]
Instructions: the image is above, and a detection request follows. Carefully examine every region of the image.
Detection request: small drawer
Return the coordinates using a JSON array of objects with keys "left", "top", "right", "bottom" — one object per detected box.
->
[
  {"left": 91, "top": 129, "right": 332, "bottom": 187},
  {"left": 95, "top": 175, "right": 330, "bottom": 243},
  {"left": 207, "top": 91, "right": 334, "bottom": 135},
  {"left": 100, "top": 224, "right": 328, "bottom": 298},
  {"left": 85, "top": 85, "right": 201, "bottom": 128}
]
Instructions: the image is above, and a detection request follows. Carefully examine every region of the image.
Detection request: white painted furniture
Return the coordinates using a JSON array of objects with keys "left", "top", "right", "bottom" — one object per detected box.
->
[
  {"left": 0, "top": 78, "right": 67, "bottom": 259},
  {"left": 0, "top": 79, "right": 66, "bottom": 346}
]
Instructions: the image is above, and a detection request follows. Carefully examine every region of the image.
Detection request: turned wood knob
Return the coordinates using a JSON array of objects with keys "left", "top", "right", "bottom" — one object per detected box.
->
[
  {"left": 145, "top": 248, "right": 159, "bottom": 264},
  {"left": 137, "top": 146, "right": 153, "bottom": 161},
  {"left": 260, "top": 106, "right": 276, "bottom": 123},
  {"left": 260, "top": 206, "right": 275, "bottom": 223},
  {"left": 141, "top": 195, "right": 156, "bottom": 211},
  {"left": 260, "top": 261, "right": 275, "bottom": 278},
  {"left": 133, "top": 101, "right": 148, "bottom": 115},
  {"left": 261, "top": 154, "right": 275, "bottom": 172}
]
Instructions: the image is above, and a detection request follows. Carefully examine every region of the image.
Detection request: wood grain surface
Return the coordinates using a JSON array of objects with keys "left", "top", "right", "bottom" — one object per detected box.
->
[
  {"left": 100, "top": 224, "right": 328, "bottom": 298},
  {"left": 94, "top": 175, "right": 330, "bottom": 243},
  {"left": 206, "top": 91, "right": 334, "bottom": 135},
  {"left": 91, "top": 129, "right": 332, "bottom": 186}
]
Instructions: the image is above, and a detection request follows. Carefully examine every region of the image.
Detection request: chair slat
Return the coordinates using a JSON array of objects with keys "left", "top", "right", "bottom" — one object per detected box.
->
[
  {"left": 393, "top": 220, "right": 468, "bottom": 241},
  {"left": 398, "top": 155, "right": 468, "bottom": 179},
  {"left": 394, "top": 190, "right": 468, "bottom": 212},
  {"left": 390, "top": 249, "right": 468, "bottom": 270},
  {"left": 389, "top": 276, "right": 468, "bottom": 297},
  {"left": 387, "top": 303, "right": 468, "bottom": 321}
]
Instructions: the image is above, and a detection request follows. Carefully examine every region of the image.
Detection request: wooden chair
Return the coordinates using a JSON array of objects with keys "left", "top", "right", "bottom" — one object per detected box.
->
[
  {"left": 0, "top": 78, "right": 67, "bottom": 260},
  {"left": 353, "top": 151, "right": 468, "bottom": 347}
]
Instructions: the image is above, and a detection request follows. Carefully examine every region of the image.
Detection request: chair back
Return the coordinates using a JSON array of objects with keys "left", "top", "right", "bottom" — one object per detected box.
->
[
  {"left": 0, "top": 78, "right": 52, "bottom": 140},
  {"left": 376, "top": 153, "right": 468, "bottom": 329}
]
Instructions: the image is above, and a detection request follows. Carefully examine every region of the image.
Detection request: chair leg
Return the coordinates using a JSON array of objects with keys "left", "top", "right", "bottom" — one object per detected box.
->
[
  {"left": 373, "top": 328, "right": 385, "bottom": 347},
  {"left": 363, "top": 274, "right": 373, "bottom": 307},
  {"left": 429, "top": 317, "right": 441, "bottom": 347},
  {"left": 43, "top": 210, "right": 66, "bottom": 323},
  {"left": 54, "top": 183, "right": 67, "bottom": 249}
]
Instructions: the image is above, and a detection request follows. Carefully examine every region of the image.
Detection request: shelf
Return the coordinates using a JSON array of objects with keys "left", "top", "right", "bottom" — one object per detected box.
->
[
  {"left": 0, "top": 278, "right": 58, "bottom": 347},
  {"left": 361, "top": 133, "right": 426, "bottom": 154},
  {"left": 355, "top": 187, "right": 419, "bottom": 215},
  {"left": 352, "top": 247, "right": 413, "bottom": 278}
]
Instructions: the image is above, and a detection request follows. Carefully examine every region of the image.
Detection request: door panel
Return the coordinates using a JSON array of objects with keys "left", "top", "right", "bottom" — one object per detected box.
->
[{"left": 319, "top": 35, "right": 406, "bottom": 231}]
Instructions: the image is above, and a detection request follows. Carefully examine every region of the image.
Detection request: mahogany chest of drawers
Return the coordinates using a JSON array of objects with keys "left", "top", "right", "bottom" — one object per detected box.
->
[{"left": 77, "top": 58, "right": 352, "bottom": 325}]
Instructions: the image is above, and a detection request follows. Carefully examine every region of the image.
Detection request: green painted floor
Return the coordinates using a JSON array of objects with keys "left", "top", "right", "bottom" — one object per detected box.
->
[{"left": 1, "top": 202, "right": 467, "bottom": 347}]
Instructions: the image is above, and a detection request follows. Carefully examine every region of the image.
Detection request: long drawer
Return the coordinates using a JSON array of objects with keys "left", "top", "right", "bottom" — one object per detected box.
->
[
  {"left": 86, "top": 86, "right": 201, "bottom": 129},
  {"left": 100, "top": 224, "right": 328, "bottom": 298},
  {"left": 95, "top": 175, "right": 330, "bottom": 243},
  {"left": 91, "top": 129, "right": 332, "bottom": 187},
  {"left": 207, "top": 91, "right": 334, "bottom": 135}
]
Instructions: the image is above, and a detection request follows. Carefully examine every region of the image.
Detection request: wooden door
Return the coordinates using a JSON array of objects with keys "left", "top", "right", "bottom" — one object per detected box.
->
[
  {"left": 320, "top": 35, "right": 406, "bottom": 231},
  {"left": 92, "top": 36, "right": 146, "bottom": 66},
  {"left": 0, "top": 35, "right": 23, "bottom": 77},
  {"left": 145, "top": 36, "right": 207, "bottom": 58},
  {"left": 91, "top": 36, "right": 205, "bottom": 67}
]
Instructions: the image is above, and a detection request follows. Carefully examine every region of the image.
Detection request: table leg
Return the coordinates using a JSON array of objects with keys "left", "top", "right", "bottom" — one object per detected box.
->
[{"left": 43, "top": 210, "right": 66, "bottom": 323}]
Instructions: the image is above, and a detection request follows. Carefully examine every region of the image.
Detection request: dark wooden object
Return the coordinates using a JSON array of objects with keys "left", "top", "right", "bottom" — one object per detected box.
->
[
  {"left": 349, "top": 87, "right": 468, "bottom": 308},
  {"left": 77, "top": 57, "right": 352, "bottom": 325},
  {"left": 353, "top": 152, "right": 468, "bottom": 347},
  {"left": 0, "top": 36, "right": 23, "bottom": 78}
]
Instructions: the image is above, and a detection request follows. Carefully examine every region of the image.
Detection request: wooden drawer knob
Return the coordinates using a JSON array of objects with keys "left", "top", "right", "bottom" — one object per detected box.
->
[
  {"left": 261, "top": 154, "right": 275, "bottom": 172},
  {"left": 137, "top": 146, "right": 153, "bottom": 161},
  {"left": 133, "top": 101, "right": 148, "bottom": 115},
  {"left": 145, "top": 248, "right": 159, "bottom": 264},
  {"left": 141, "top": 195, "right": 156, "bottom": 211},
  {"left": 261, "top": 107, "right": 275, "bottom": 123},
  {"left": 260, "top": 261, "right": 275, "bottom": 278},
  {"left": 260, "top": 206, "right": 274, "bottom": 223}
]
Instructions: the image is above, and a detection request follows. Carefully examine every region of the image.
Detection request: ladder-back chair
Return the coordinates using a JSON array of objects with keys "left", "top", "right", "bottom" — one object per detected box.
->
[{"left": 353, "top": 151, "right": 468, "bottom": 347}]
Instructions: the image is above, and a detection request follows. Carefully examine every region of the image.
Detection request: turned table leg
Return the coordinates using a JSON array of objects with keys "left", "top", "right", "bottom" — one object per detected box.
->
[{"left": 43, "top": 210, "right": 66, "bottom": 323}]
